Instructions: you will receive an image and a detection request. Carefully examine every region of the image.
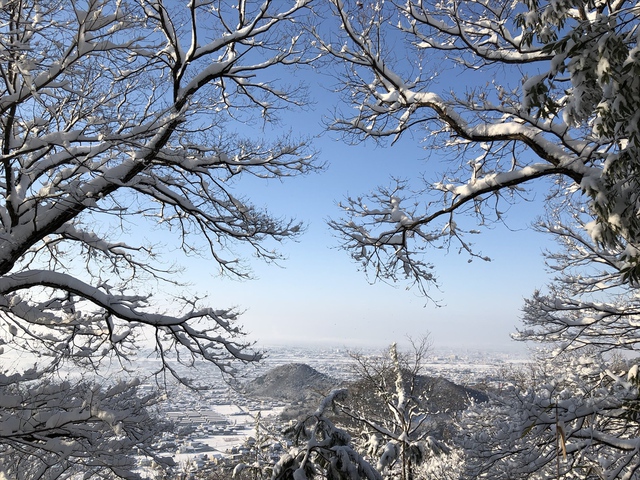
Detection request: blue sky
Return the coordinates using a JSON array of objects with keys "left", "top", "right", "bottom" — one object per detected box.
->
[
  {"left": 148, "top": 43, "right": 559, "bottom": 353},
  {"left": 179, "top": 106, "right": 556, "bottom": 352}
]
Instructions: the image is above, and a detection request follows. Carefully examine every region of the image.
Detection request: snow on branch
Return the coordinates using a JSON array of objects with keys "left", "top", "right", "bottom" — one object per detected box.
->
[
  {"left": 0, "top": 377, "right": 169, "bottom": 479},
  {"left": 0, "top": 269, "right": 260, "bottom": 380},
  {"left": 274, "top": 389, "right": 383, "bottom": 480},
  {"left": 329, "top": 162, "right": 575, "bottom": 297},
  {"left": 462, "top": 352, "right": 640, "bottom": 479},
  {"left": 514, "top": 205, "right": 640, "bottom": 352},
  {"left": 322, "top": 0, "right": 640, "bottom": 296},
  {"left": 0, "top": 0, "right": 316, "bottom": 398}
]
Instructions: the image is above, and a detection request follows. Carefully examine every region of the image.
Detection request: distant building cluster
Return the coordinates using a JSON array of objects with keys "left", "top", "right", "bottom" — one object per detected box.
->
[{"left": 142, "top": 345, "right": 525, "bottom": 476}]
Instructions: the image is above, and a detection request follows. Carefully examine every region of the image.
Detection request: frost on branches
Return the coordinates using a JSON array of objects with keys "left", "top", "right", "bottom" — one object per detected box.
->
[
  {"left": 321, "top": 0, "right": 640, "bottom": 295},
  {"left": 0, "top": 375, "right": 170, "bottom": 479},
  {"left": 318, "top": 2, "right": 640, "bottom": 476},
  {"left": 338, "top": 341, "right": 451, "bottom": 480},
  {"left": 515, "top": 199, "right": 640, "bottom": 352},
  {"left": 0, "top": 0, "right": 316, "bottom": 473},
  {"left": 461, "top": 352, "right": 640, "bottom": 479},
  {"left": 272, "top": 389, "right": 382, "bottom": 480}
]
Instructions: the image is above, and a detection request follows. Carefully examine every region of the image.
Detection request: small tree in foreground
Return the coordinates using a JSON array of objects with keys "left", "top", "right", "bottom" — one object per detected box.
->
[
  {"left": 0, "top": 0, "right": 317, "bottom": 474},
  {"left": 340, "top": 340, "right": 450, "bottom": 480},
  {"left": 273, "top": 389, "right": 382, "bottom": 480},
  {"left": 264, "top": 340, "right": 454, "bottom": 480},
  {"left": 230, "top": 412, "right": 286, "bottom": 479}
]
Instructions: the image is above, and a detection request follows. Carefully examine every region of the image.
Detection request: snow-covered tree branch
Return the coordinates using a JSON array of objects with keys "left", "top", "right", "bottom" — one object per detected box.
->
[
  {"left": 0, "top": 0, "right": 317, "bottom": 373},
  {"left": 335, "top": 339, "right": 451, "bottom": 480},
  {"left": 0, "top": 375, "right": 170, "bottom": 479},
  {"left": 512, "top": 196, "right": 640, "bottom": 353},
  {"left": 321, "top": 0, "right": 640, "bottom": 295},
  {"left": 462, "top": 353, "right": 640, "bottom": 479},
  {"left": 273, "top": 388, "right": 383, "bottom": 480},
  {"left": 0, "top": 0, "right": 317, "bottom": 473}
]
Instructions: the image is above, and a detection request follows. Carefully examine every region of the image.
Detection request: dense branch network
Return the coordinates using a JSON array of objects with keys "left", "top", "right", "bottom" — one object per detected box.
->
[
  {"left": 0, "top": 377, "right": 170, "bottom": 480},
  {"left": 0, "top": 0, "right": 317, "bottom": 474},
  {"left": 514, "top": 199, "right": 640, "bottom": 351},
  {"left": 0, "top": 0, "right": 317, "bottom": 375},
  {"left": 320, "top": 0, "right": 640, "bottom": 296},
  {"left": 462, "top": 353, "right": 640, "bottom": 479}
]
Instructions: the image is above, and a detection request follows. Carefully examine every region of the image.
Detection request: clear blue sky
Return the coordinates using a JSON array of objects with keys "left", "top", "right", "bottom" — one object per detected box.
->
[
  {"left": 128, "top": 45, "right": 559, "bottom": 353},
  {"left": 173, "top": 94, "right": 556, "bottom": 352},
  {"left": 133, "top": 6, "right": 569, "bottom": 354}
]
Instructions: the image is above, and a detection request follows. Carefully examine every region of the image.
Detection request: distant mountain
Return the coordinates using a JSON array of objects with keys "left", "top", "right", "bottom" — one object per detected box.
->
[
  {"left": 339, "top": 371, "right": 489, "bottom": 442},
  {"left": 244, "top": 363, "right": 340, "bottom": 402},
  {"left": 418, "top": 375, "right": 488, "bottom": 412},
  {"left": 243, "top": 362, "right": 487, "bottom": 413}
]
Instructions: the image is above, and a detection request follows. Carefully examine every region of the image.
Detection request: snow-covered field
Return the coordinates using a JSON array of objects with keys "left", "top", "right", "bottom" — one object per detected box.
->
[
  {"left": 166, "top": 403, "right": 285, "bottom": 466},
  {"left": 153, "top": 344, "right": 524, "bottom": 468}
]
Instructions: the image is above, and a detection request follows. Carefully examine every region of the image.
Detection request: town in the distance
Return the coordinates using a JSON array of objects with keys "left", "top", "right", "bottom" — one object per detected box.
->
[{"left": 134, "top": 343, "right": 528, "bottom": 477}]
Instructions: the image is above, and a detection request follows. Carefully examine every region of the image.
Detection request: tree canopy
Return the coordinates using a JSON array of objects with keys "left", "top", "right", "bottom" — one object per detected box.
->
[
  {"left": 316, "top": 2, "right": 640, "bottom": 476},
  {"left": 0, "top": 0, "right": 318, "bottom": 379},
  {"left": 3, "top": 0, "right": 640, "bottom": 476},
  {"left": 0, "top": 0, "right": 317, "bottom": 474},
  {"left": 321, "top": 0, "right": 640, "bottom": 297}
]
